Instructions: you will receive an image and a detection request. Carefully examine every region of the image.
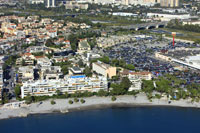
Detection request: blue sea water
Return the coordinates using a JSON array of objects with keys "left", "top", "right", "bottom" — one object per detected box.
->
[{"left": 1, "top": 107, "right": 200, "bottom": 133}]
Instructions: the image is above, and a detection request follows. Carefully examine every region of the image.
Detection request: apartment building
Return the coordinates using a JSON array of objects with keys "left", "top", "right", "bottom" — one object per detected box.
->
[
  {"left": 17, "top": 66, "right": 34, "bottom": 82},
  {"left": 128, "top": 78, "right": 142, "bottom": 91},
  {"left": 69, "top": 67, "right": 83, "bottom": 76},
  {"left": 160, "top": 0, "right": 179, "bottom": 7},
  {"left": 29, "top": 0, "right": 44, "bottom": 4},
  {"left": 26, "top": 46, "right": 46, "bottom": 53},
  {"left": 16, "top": 53, "right": 36, "bottom": 66},
  {"left": 45, "top": 0, "right": 55, "bottom": 8},
  {"left": 40, "top": 66, "right": 62, "bottom": 80},
  {"left": 92, "top": 61, "right": 116, "bottom": 78},
  {"left": 0, "top": 65, "right": 3, "bottom": 101},
  {"left": 36, "top": 56, "right": 52, "bottom": 67},
  {"left": 64, "top": 1, "right": 89, "bottom": 10},
  {"left": 77, "top": 39, "right": 91, "bottom": 54},
  {"left": 128, "top": 72, "right": 152, "bottom": 80},
  {"left": 21, "top": 75, "right": 108, "bottom": 98}
]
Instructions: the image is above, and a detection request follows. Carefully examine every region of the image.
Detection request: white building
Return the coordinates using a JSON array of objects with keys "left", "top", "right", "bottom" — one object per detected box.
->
[
  {"left": 92, "top": 61, "right": 116, "bottom": 78},
  {"left": 17, "top": 66, "right": 34, "bottom": 82},
  {"left": 69, "top": 67, "right": 83, "bottom": 75},
  {"left": 147, "top": 13, "right": 192, "bottom": 21},
  {"left": 40, "top": 66, "right": 62, "bottom": 80},
  {"left": 0, "top": 65, "right": 3, "bottom": 100},
  {"left": 26, "top": 46, "right": 46, "bottom": 53},
  {"left": 128, "top": 78, "right": 142, "bottom": 91},
  {"left": 21, "top": 75, "right": 108, "bottom": 98},
  {"left": 128, "top": 72, "right": 152, "bottom": 80},
  {"left": 29, "top": 0, "right": 44, "bottom": 4},
  {"left": 36, "top": 56, "right": 52, "bottom": 67},
  {"left": 121, "top": 70, "right": 152, "bottom": 91},
  {"left": 112, "top": 12, "right": 138, "bottom": 17},
  {"left": 45, "top": 0, "right": 55, "bottom": 8}
]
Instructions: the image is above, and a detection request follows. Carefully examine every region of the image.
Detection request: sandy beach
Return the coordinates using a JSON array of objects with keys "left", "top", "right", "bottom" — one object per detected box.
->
[{"left": 0, "top": 93, "right": 200, "bottom": 120}]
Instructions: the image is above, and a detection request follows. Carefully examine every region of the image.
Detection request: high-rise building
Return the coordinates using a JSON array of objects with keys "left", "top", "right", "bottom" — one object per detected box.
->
[
  {"left": 45, "top": 0, "right": 55, "bottom": 8},
  {"left": 0, "top": 65, "right": 3, "bottom": 101},
  {"left": 160, "top": 0, "right": 179, "bottom": 7}
]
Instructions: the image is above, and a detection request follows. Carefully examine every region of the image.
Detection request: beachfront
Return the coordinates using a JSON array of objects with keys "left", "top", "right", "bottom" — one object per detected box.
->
[{"left": 0, "top": 93, "right": 200, "bottom": 120}]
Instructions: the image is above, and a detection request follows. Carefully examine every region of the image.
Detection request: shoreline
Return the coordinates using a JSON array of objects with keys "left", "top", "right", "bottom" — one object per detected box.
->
[{"left": 1, "top": 94, "right": 200, "bottom": 120}]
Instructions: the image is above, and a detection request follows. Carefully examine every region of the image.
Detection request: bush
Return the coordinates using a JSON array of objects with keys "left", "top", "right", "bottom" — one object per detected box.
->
[
  {"left": 80, "top": 99, "right": 85, "bottom": 104},
  {"left": 74, "top": 98, "right": 79, "bottom": 103},
  {"left": 111, "top": 96, "right": 117, "bottom": 101},
  {"left": 69, "top": 100, "right": 73, "bottom": 104},
  {"left": 51, "top": 100, "right": 56, "bottom": 105}
]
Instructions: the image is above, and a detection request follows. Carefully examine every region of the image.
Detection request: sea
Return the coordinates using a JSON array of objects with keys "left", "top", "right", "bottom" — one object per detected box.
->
[{"left": 0, "top": 107, "right": 200, "bottom": 133}]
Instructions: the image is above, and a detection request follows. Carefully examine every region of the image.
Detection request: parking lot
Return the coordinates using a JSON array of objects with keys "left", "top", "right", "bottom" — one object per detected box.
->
[{"left": 103, "top": 38, "right": 200, "bottom": 84}]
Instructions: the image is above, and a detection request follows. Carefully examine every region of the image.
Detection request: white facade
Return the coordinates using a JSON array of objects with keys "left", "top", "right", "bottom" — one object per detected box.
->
[
  {"left": 21, "top": 76, "right": 108, "bottom": 98},
  {"left": 92, "top": 61, "right": 116, "bottom": 78},
  {"left": 128, "top": 78, "right": 142, "bottom": 91},
  {"left": 45, "top": 0, "right": 55, "bottom": 8},
  {"left": 147, "top": 13, "right": 191, "bottom": 21},
  {"left": 30, "top": 0, "right": 44, "bottom": 4},
  {"left": 127, "top": 71, "right": 152, "bottom": 91},
  {"left": 36, "top": 56, "right": 52, "bottom": 67},
  {"left": 0, "top": 65, "right": 3, "bottom": 100},
  {"left": 128, "top": 72, "right": 152, "bottom": 80},
  {"left": 112, "top": 12, "right": 138, "bottom": 17}
]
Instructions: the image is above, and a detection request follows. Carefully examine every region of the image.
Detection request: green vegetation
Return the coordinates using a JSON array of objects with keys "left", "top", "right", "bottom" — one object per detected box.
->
[
  {"left": 167, "top": 20, "right": 200, "bottom": 33},
  {"left": 68, "top": 31, "right": 100, "bottom": 51},
  {"left": 74, "top": 98, "right": 79, "bottom": 103},
  {"left": 80, "top": 99, "right": 85, "bottom": 104},
  {"left": 111, "top": 96, "right": 117, "bottom": 101},
  {"left": 54, "top": 61, "right": 72, "bottom": 75},
  {"left": 91, "top": 57, "right": 135, "bottom": 71},
  {"left": 25, "top": 94, "right": 35, "bottom": 104},
  {"left": 32, "top": 52, "right": 44, "bottom": 56},
  {"left": 83, "top": 66, "right": 92, "bottom": 77},
  {"left": 22, "top": 88, "right": 139, "bottom": 105},
  {"left": 14, "top": 84, "right": 21, "bottom": 99},
  {"left": 97, "top": 89, "right": 109, "bottom": 97},
  {"left": 68, "top": 100, "right": 73, "bottom": 104},
  {"left": 142, "top": 74, "right": 200, "bottom": 101},
  {"left": 45, "top": 39, "right": 65, "bottom": 49},
  {"left": 110, "top": 77, "right": 132, "bottom": 95},
  {"left": 21, "top": 43, "right": 36, "bottom": 49},
  {"left": 5, "top": 55, "right": 20, "bottom": 66},
  {"left": 51, "top": 100, "right": 56, "bottom": 105},
  {"left": 2, "top": 92, "right": 9, "bottom": 104}
]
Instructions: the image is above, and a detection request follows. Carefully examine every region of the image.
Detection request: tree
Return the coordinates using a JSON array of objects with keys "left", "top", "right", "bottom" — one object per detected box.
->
[
  {"left": 51, "top": 100, "right": 56, "bottom": 105},
  {"left": 65, "top": 92, "right": 69, "bottom": 98},
  {"left": 56, "top": 90, "right": 62, "bottom": 96},
  {"left": 111, "top": 96, "right": 117, "bottom": 101},
  {"left": 45, "top": 39, "right": 55, "bottom": 47},
  {"left": 99, "top": 56, "right": 110, "bottom": 64},
  {"left": 69, "top": 100, "right": 73, "bottom": 104},
  {"left": 110, "top": 84, "right": 126, "bottom": 95},
  {"left": 120, "top": 77, "right": 132, "bottom": 91},
  {"left": 61, "top": 65, "right": 69, "bottom": 75},
  {"left": 125, "top": 64, "right": 135, "bottom": 70},
  {"left": 84, "top": 66, "right": 92, "bottom": 77},
  {"left": 78, "top": 59, "right": 84, "bottom": 67},
  {"left": 97, "top": 89, "right": 109, "bottom": 97},
  {"left": 142, "top": 80, "right": 154, "bottom": 93},
  {"left": 155, "top": 94, "right": 161, "bottom": 99},
  {"left": 2, "top": 92, "right": 9, "bottom": 104},
  {"left": 14, "top": 84, "right": 21, "bottom": 98},
  {"left": 80, "top": 99, "right": 85, "bottom": 104},
  {"left": 25, "top": 94, "right": 34, "bottom": 104},
  {"left": 21, "top": 59, "right": 26, "bottom": 66},
  {"left": 74, "top": 98, "right": 79, "bottom": 103}
]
